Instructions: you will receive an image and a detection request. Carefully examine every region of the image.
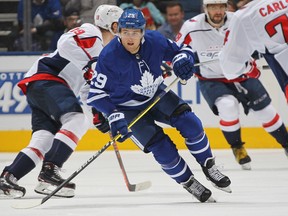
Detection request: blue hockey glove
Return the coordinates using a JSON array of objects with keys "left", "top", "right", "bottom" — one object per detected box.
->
[
  {"left": 108, "top": 111, "right": 132, "bottom": 142},
  {"left": 172, "top": 52, "right": 196, "bottom": 81}
]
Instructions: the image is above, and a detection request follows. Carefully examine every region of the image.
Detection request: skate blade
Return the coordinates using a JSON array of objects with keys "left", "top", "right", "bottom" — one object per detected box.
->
[
  {"left": 207, "top": 196, "right": 217, "bottom": 203},
  {"left": 211, "top": 183, "right": 232, "bottom": 193},
  {"left": 241, "top": 162, "right": 251, "bottom": 170},
  {"left": 0, "top": 189, "right": 24, "bottom": 199},
  {"left": 34, "top": 182, "right": 75, "bottom": 198}
]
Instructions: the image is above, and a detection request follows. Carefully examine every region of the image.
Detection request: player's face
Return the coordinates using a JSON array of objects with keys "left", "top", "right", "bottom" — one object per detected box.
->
[
  {"left": 207, "top": 4, "right": 226, "bottom": 24},
  {"left": 119, "top": 28, "right": 142, "bottom": 54}
]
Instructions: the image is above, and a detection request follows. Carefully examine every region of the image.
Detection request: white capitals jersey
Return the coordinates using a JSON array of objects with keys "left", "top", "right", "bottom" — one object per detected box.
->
[
  {"left": 176, "top": 12, "right": 234, "bottom": 79},
  {"left": 20, "top": 23, "right": 103, "bottom": 101},
  {"left": 219, "top": 0, "right": 288, "bottom": 79}
]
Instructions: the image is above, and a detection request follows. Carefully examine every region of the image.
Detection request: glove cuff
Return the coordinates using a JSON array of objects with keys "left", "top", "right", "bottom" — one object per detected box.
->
[{"left": 108, "top": 112, "right": 125, "bottom": 125}]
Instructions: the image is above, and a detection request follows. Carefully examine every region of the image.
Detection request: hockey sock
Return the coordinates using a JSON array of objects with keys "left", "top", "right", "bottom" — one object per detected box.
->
[
  {"left": 147, "top": 133, "right": 192, "bottom": 183},
  {"left": 44, "top": 139, "right": 73, "bottom": 168},
  {"left": 170, "top": 111, "right": 213, "bottom": 165},
  {"left": 269, "top": 124, "right": 288, "bottom": 147},
  {"left": 4, "top": 152, "right": 36, "bottom": 180},
  {"left": 185, "top": 132, "right": 213, "bottom": 166},
  {"left": 222, "top": 129, "right": 243, "bottom": 148},
  {"left": 161, "top": 156, "right": 193, "bottom": 184}
]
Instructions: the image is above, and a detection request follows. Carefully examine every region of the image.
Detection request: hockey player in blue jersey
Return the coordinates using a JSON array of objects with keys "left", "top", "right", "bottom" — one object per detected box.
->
[{"left": 87, "top": 9, "right": 231, "bottom": 203}]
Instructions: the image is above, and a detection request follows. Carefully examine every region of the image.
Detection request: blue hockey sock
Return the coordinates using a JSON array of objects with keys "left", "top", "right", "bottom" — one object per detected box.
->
[
  {"left": 186, "top": 132, "right": 213, "bottom": 166},
  {"left": 171, "top": 111, "right": 213, "bottom": 165},
  {"left": 147, "top": 132, "right": 193, "bottom": 184},
  {"left": 161, "top": 156, "right": 193, "bottom": 183}
]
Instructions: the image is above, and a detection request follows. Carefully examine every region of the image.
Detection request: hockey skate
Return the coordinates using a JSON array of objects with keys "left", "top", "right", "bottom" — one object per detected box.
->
[
  {"left": 34, "top": 162, "right": 75, "bottom": 198},
  {"left": 181, "top": 176, "right": 215, "bottom": 203},
  {"left": 202, "top": 158, "right": 232, "bottom": 193},
  {"left": 0, "top": 171, "right": 26, "bottom": 198},
  {"left": 232, "top": 146, "right": 251, "bottom": 170}
]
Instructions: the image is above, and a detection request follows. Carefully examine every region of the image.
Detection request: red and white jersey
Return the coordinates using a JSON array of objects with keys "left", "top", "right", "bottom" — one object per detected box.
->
[
  {"left": 20, "top": 23, "right": 103, "bottom": 100},
  {"left": 219, "top": 0, "right": 288, "bottom": 79},
  {"left": 176, "top": 12, "right": 234, "bottom": 79}
]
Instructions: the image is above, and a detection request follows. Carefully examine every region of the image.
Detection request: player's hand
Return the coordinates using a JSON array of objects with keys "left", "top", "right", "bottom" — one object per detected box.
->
[
  {"left": 244, "top": 60, "right": 261, "bottom": 79},
  {"left": 92, "top": 107, "right": 110, "bottom": 133},
  {"left": 172, "top": 52, "right": 196, "bottom": 81},
  {"left": 83, "top": 57, "right": 98, "bottom": 84},
  {"left": 161, "top": 62, "right": 173, "bottom": 79},
  {"left": 108, "top": 111, "right": 132, "bottom": 142}
]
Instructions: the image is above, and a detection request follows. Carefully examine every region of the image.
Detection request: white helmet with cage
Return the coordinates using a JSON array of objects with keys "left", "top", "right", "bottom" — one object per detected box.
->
[{"left": 94, "top": 5, "right": 123, "bottom": 35}]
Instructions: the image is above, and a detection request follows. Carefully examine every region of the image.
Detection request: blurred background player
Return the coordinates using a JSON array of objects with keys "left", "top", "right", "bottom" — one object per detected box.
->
[
  {"left": 219, "top": 0, "right": 288, "bottom": 114},
  {"left": 176, "top": 0, "right": 288, "bottom": 169},
  {"left": 0, "top": 5, "right": 123, "bottom": 199},
  {"left": 87, "top": 9, "right": 231, "bottom": 203}
]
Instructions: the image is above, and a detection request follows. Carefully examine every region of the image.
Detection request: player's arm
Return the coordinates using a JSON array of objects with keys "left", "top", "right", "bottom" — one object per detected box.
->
[
  {"left": 57, "top": 23, "right": 103, "bottom": 71},
  {"left": 87, "top": 56, "right": 131, "bottom": 142},
  {"left": 219, "top": 16, "right": 255, "bottom": 79}
]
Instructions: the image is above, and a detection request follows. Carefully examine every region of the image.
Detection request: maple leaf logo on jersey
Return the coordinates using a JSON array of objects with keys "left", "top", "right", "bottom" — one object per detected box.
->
[{"left": 131, "top": 71, "right": 163, "bottom": 97}]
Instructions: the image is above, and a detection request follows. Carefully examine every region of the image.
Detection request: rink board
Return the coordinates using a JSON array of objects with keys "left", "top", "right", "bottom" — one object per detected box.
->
[
  {"left": 0, "top": 54, "right": 287, "bottom": 152},
  {"left": 0, "top": 127, "right": 282, "bottom": 152}
]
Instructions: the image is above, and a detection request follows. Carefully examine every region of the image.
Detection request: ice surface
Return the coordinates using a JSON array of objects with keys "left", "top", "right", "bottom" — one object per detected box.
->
[{"left": 0, "top": 149, "right": 287, "bottom": 216}]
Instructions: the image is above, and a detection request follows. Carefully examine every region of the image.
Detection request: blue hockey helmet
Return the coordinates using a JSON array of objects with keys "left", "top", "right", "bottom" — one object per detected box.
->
[{"left": 118, "top": 9, "right": 146, "bottom": 31}]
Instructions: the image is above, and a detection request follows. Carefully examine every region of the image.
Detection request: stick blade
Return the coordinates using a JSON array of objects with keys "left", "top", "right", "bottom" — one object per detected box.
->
[
  {"left": 128, "top": 181, "right": 152, "bottom": 192},
  {"left": 11, "top": 199, "right": 42, "bottom": 209}
]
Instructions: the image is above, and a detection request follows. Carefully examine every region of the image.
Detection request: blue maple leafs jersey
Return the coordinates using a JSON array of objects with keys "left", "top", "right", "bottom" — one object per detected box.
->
[{"left": 87, "top": 30, "right": 186, "bottom": 115}]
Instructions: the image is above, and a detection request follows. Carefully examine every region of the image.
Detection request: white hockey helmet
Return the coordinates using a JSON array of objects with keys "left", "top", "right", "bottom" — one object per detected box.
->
[
  {"left": 203, "top": 0, "right": 228, "bottom": 5},
  {"left": 94, "top": 5, "right": 123, "bottom": 34}
]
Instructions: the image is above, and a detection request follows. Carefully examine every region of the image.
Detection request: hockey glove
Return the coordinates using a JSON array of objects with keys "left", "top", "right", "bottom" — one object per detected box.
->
[
  {"left": 172, "top": 52, "right": 196, "bottom": 81},
  {"left": 92, "top": 107, "right": 110, "bottom": 134},
  {"left": 108, "top": 111, "right": 132, "bottom": 142},
  {"left": 161, "top": 62, "right": 173, "bottom": 79},
  {"left": 243, "top": 60, "right": 261, "bottom": 79},
  {"left": 83, "top": 57, "right": 98, "bottom": 84}
]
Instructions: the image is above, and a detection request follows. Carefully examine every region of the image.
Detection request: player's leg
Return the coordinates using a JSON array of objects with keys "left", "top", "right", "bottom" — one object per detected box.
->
[
  {"left": 199, "top": 79, "right": 251, "bottom": 170},
  {"left": 169, "top": 107, "right": 231, "bottom": 192},
  {"left": 215, "top": 95, "right": 251, "bottom": 170},
  {"left": 27, "top": 81, "right": 88, "bottom": 197},
  {"left": 152, "top": 89, "right": 231, "bottom": 192},
  {"left": 0, "top": 81, "right": 62, "bottom": 198},
  {"left": 0, "top": 127, "right": 54, "bottom": 198},
  {"left": 29, "top": 81, "right": 89, "bottom": 197},
  {"left": 241, "top": 79, "right": 288, "bottom": 158},
  {"left": 263, "top": 52, "right": 288, "bottom": 102},
  {"left": 124, "top": 111, "right": 212, "bottom": 202}
]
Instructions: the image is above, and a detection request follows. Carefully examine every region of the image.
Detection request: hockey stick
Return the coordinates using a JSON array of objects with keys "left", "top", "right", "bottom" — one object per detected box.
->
[
  {"left": 111, "top": 136, "right": 151, "bottom": 192},
  {"left": 11, "top": 76, "right": 181, "bottom": 209}
]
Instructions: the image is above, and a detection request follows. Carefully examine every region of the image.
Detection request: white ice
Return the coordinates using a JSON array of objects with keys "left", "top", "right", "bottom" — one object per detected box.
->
[{"left": 1, "top": 149, "right": 288, "bottom": 216}]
